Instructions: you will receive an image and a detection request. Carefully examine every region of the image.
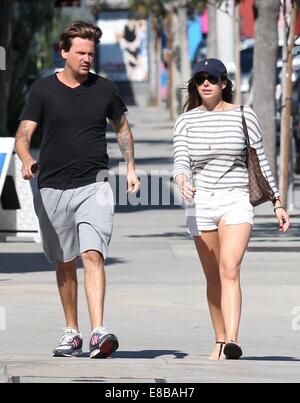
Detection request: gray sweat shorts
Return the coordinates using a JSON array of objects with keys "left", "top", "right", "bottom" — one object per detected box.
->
[{"left": 33, "top": 182, "right": 114, "bottom": 263}]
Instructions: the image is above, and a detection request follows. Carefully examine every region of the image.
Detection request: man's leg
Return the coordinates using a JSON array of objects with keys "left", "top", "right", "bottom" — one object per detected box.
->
[
  {"left": 76, "top": 182, "right": 118, "bottom": 358},
  {"left": 81, "top": 250, "right": 105, "bottom": 330},
  {"left": 56, "top": 258, "right": 79, "bottom": 330},
  {"left": 81, "top": 249, "right": 119, "bottom": 359}
]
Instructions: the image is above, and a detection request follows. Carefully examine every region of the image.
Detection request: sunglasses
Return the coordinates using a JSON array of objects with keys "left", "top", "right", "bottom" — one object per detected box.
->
[{"left": 194, "top": 74, "right": 220, "bottom": 86}]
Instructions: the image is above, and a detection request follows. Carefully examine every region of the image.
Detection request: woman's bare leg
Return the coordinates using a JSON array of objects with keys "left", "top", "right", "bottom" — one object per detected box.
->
[
  {"left": 218, "top": 221, "right": 252, "bottom": 344},
  {"left": 194, "top": 231, "right": 226, "bottom": 360}
]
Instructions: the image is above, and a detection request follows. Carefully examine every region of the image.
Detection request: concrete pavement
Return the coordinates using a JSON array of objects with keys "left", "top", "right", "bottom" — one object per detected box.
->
[{"left": 0, "top": 106, "right": 299, "bottom": 383}]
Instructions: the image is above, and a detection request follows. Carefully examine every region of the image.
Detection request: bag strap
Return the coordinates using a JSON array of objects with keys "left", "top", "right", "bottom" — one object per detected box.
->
[
  {"left": 240, "top": 105, "right": 251, "bottom": 150},
  {"left": 240, "top": 105, "right": 251, "bottom": 168}
]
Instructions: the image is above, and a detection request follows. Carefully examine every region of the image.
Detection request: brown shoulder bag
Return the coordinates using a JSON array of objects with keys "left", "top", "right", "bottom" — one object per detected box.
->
[{"left": 240, "top": 105, "right": 275, "bottom": 207}]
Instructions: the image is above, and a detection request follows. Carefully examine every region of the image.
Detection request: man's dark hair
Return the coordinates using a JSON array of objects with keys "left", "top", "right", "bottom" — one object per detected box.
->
[{"left": 59, "top": 20, "right": 102, "bottom": 51}]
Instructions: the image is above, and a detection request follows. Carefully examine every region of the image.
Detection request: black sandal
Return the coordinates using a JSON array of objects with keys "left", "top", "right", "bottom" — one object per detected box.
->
[
  {"left": 216, "top": 341, "right": 226, "bottom": 359},
  {"left": 223, "top": 340, "right": 243, "bottom": 359}
]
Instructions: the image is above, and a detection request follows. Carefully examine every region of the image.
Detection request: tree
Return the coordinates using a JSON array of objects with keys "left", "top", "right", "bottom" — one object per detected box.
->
[
  {"left": 207, "top": 2, "right": 218, "bottom": 58},
  {"left": 279, "top": 0, "right": 299, "bottom": 205},
  {"left": 0, "top": 0, "right": 56, "bottom": 137},
  {"left": 0, "top": 0, "right": 13, "bottom": 136},
  {"left": 9, "top": 0, "right": 56, "bottom": 136},
  {"left": 129, "top": 0, "right": 206, "bottom": 119},
  {"left": 207, "top": 1, "right": 241, "bottom": 103},
  {"left": 252, "top": 0, "right": 281, "bottom": 177},
  {"left": 129, "top": 1, "right": 243, "bottom": 118}
]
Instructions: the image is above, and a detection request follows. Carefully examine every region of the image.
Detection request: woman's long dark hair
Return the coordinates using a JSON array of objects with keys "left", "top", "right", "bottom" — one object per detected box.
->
[{"left": 182, "top": 74, "right": 233, "bottom": 113}]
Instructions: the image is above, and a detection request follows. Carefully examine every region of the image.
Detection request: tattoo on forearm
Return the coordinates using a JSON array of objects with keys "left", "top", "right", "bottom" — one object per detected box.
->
[
  {"left": 16, "top": 121, "right": 32, "bottom": 150},
  {"left": 114, "top": 117, "right": 135, "bottom": 165}
]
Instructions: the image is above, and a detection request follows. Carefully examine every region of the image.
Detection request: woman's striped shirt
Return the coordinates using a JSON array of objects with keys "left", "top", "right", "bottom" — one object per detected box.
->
[{"left": 173, "top": 105, "right": 279, "bottom": 196}]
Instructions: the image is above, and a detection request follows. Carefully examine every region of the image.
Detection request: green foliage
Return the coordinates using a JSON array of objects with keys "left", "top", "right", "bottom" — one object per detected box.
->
[
  {"left": 84, "top": 0, "right": 108, "bottom": 18},
  {"left": 7, "top": 0, "right": 57, "bottom": 138},
  {"left": 128, "top": 0, "right": 242, "bottom": 18},
  {"left": 128, "top": 0, "right": 207, "bottom": 18}
]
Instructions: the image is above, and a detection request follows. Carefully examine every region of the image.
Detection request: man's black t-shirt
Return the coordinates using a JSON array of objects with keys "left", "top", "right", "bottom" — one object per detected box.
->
[{"left": 20, "top": 72, "right": 127, "bottom": 189}]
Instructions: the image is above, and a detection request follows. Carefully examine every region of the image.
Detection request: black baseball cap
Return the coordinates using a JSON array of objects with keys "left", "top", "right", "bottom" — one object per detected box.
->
[{"left": 194, "top": 58, "right": 227, "bottom": 78}]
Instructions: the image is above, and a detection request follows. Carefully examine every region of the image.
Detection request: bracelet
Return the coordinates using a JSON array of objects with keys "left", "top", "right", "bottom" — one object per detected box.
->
[
  {"left": 274, "top": 206, "right": 285, "bottom": 213},
  {"left": 272, "top": 196, "right": 281, "bottom": 206}
]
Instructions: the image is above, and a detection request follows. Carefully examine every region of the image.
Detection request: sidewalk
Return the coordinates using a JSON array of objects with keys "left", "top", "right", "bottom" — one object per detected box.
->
[{"left": 0, "top": 106, "right": 299, "bottom": 383}]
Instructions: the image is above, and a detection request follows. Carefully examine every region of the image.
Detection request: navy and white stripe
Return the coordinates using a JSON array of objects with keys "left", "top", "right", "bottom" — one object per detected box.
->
[{"left": 173, "top": 105, "right": 279, "bottom": 196}]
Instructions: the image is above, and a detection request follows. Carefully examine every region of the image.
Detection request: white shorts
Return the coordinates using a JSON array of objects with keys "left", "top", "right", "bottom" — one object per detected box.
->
[{"left": 186, "top": 187, "right": 254, "bottom": 236}]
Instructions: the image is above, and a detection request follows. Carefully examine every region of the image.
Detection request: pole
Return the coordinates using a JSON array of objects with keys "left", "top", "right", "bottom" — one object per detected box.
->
[
  {"left": 207, "top": 3, "right": 218, "bottom": 58},
  {"left": 216, "top": 0, "right": 235, "bottom": 66},
  {"left": 149, "top": 16, "right": 161, "bottom": 106},
  {"left": 288, "top": 126, "right": 296, "bottom": 210},
  {"left": 234, "top": 2, "right": 241, "bottom": 104},
  {"left": 279, "top": 0, "right": 288, "bottom": 195},
  {"left": 166, "top": 10, "right": 174, "bottom": 120},
  {"left": 279, "top": 0, "right": 298, "bottom": 207}
]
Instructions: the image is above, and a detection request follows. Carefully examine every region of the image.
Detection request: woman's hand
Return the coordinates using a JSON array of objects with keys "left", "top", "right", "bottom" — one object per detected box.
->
[
  {"left": 274, "top": 206, "right": 290, "bottom": 232},
  {"left": 178, "top": 180, "right": 196, "bottom": 200}
]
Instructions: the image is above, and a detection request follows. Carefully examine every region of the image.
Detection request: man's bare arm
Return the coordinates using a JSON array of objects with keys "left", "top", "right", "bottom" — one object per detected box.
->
[
  {"left": 15, "top": 120, "right": 38, "bottom": 180},
  {"left": 109, "top": 114, "right": 140, "bottom": 193},
  {"left": 109, "top": 114, "right": 135, "bottom": 170}
]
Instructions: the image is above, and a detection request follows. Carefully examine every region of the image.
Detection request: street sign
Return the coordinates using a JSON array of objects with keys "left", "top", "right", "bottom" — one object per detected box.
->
[
  {"left": 0, "top": 139, "right": 40, "bottom": 242},
  {"left": 0, "top": 138, "right": 15, "bottom": 196}
]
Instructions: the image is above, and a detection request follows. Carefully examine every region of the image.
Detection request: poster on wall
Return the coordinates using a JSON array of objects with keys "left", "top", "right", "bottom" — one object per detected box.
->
[
  {"left": 98, "top": 11, "right": 148, "bottom": 82},
  {"left": 0, "top": 138, "right": 15, "bottom": 197}
]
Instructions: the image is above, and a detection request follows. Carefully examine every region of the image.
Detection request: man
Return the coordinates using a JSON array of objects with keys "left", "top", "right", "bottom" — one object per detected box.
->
[{"left": 15, "top": 21, "right": 140, "bottom": 359}]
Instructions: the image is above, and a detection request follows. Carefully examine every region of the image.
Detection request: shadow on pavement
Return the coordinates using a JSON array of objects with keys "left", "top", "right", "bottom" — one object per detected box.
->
[
  {"left": 241, "top": 356, "right": 300, "bottom": 362},
  {"left": 108, "top": 138, "right": 173, "bottom": 146},
  {"left": 113, "top": 350, "right": 188, "bottom": 359},
  {"left": 128, "top": 232, "right": 189, "bottom": 239},
  {"left": 0, "top": 253, "right": 53, "bottom": 273},
  {"left": 110, "top": 157, "right": 172, "bottom": 168},
  {"left": 75, "top": 350, "right": 188, "bottom": 359},
  {"left": 252, "top": 222, "right": 300, "bottom": 238},
  {"left": 0, "top": 254, "right": 125, "bottom": 274},
  {"left": 247, "top": 246, "right": 300, "bottom": 252}
]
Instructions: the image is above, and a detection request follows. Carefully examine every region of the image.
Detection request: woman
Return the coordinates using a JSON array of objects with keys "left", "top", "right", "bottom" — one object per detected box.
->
[{"left": 173, "top": 58, "right": 289, "bottom": 360}]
